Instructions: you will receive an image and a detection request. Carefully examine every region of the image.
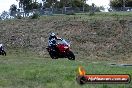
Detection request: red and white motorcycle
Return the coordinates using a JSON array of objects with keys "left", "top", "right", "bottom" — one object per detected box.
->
[{"left": 46, "top": 39, "right": 75, "bottom": 60}]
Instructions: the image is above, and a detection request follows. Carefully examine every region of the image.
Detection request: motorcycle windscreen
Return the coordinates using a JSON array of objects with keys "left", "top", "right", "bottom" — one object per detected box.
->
[{"left": 57, "top": 39, "right": 70, "bottom": 46}]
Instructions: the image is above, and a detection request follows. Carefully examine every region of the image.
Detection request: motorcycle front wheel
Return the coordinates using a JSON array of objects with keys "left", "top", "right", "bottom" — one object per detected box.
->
[
  {"left": 0, "top": 51, "right": 6, "bottom": 56},
  {"left": 67, "top": 51, "right": 75, "bottom": 60}
]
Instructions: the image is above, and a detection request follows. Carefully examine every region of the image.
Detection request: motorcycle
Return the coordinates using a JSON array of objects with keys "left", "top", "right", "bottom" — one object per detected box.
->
[
  {"left": 46, "top": 39, "right": 75, "bottom": 60},
  {"left": 0, "top": 50, "right": 6, "bottom": 56}
]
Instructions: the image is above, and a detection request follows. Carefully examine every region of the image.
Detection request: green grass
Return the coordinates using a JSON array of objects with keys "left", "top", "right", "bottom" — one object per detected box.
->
[{"left": 0, "top": 55, "right": 131, "bottom": 88}]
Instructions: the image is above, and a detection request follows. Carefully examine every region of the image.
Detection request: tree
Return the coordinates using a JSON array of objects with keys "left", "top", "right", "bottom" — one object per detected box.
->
[
  {"left": 110, "top": 0, "right": 123, "bottom": 7},
  {"left": 126, "top": 0, "right": 132, "bottom": 7},
  {"left": 110, "top": 0, "right": 132, "bottom": 11},
  {"left": 16, "top": 0, "right": 42, "bottom": 11},
  {"left": 55, "top": 0, "right": 88, "bottom": 8},
  {"left": 60, "top": 0, "right": 70, "bottom": 7},
  {"left": 46, "top": 0, "right": 57, "bottom": 5},
  {"left": 9, "top": 4, "right": 17, "bottom": 17},
  {"left": 43, "top": 0, "right": 57, "bottom": 8},
  {"left": 110, "top": 0, "right": 132, "bottom": 7},
  {"left": 0, "top": 11, "right": 10, "bottom": 20},
  {"left": 43, "top": 0, "right": 89, "bottom": 9},
  {"left": 17, "top": 0, "right": 32, "bottom": 10},
  {"left": 70, "top": 0, "right": 84, "bottom": 7},
  {"left": 31, "top": 2, "right": 42, "bottom": 9}
]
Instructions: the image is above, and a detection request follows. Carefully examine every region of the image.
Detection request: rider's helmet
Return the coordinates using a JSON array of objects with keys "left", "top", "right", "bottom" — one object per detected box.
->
[
  {"left": 0, "top": 43, "right": 3, "bottom": 50},
  {"left": 0, "top": 43, "right": 3, "bottom": 47},
  {"left": 50, "top": 33, "right": 56, "bottom": 37},
  {"left": 49, "top": 33, "right": 57, "bottom": 40}
]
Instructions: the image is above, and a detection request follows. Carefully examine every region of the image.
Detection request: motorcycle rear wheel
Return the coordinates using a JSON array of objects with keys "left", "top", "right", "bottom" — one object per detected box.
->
[{"left": 49, "top": 51, "right": 58, "bottom": 59}]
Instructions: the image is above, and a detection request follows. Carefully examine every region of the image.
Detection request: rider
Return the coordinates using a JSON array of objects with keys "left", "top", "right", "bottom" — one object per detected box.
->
[
  {"left": 48, "top": 33, "right": 62, "bottom": 50},
  {"left": 0, "top": 43, "right": 4, "bottom": 52}
]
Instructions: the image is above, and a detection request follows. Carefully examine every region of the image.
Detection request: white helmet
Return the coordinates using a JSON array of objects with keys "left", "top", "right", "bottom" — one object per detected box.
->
[
  {"left": 50, "top": 33, "right": 56, "bottom": 36},
  {"left": 0, "top": 44, "right": 3, "bottom": 47}
]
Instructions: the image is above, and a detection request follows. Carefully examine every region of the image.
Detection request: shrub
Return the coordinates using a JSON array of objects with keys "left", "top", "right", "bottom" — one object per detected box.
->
[
  {"left": 16, "top": 15, "right": 22, "bottom": 19},
  {"left": 31, "top": 13, "right": 40, "bottom": 19},
  {"left": 89, "top": 11, "right": 95, "bottom": 16}
]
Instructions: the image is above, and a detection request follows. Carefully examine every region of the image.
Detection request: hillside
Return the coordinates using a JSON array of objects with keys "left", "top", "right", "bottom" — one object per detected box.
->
[{"left": 0, "top": 12, "right": 132, "bottom": 61}]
